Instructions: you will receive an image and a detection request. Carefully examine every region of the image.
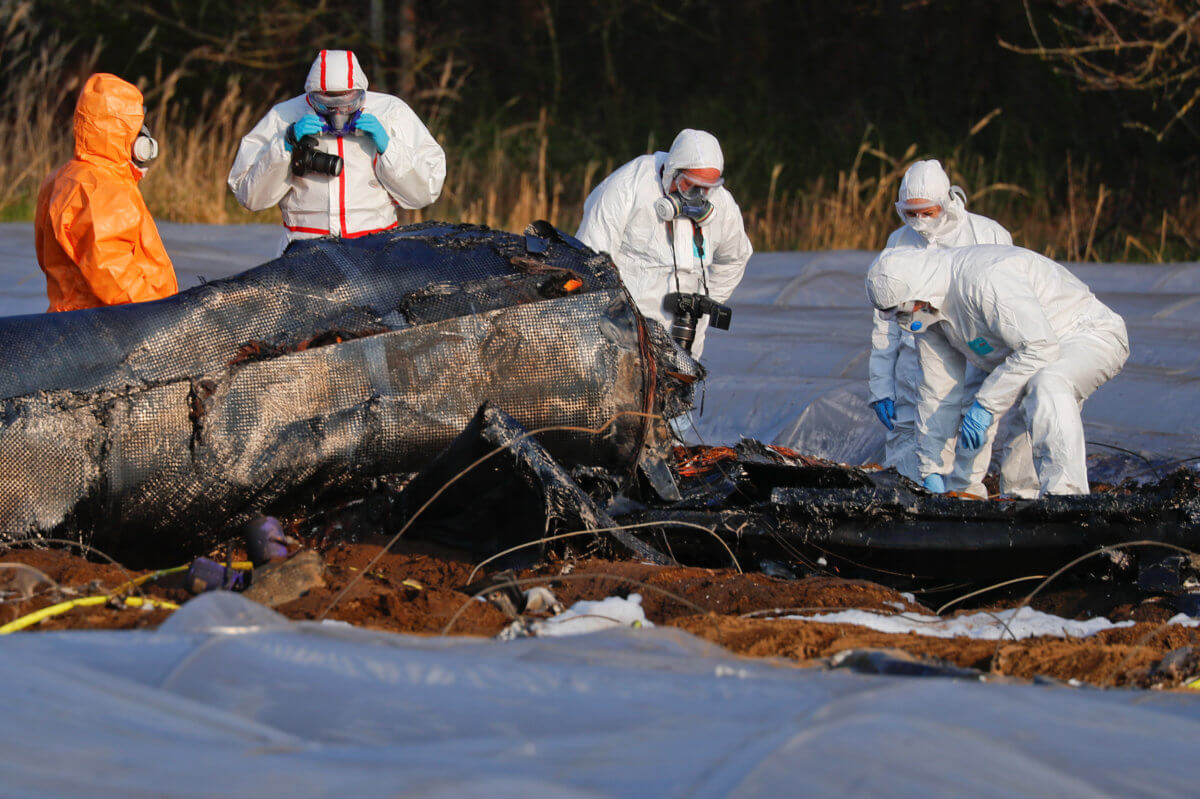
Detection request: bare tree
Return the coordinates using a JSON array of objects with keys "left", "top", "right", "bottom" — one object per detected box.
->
[{"left": 1003, "top": 0, "right": 1200, "bottom": 141}]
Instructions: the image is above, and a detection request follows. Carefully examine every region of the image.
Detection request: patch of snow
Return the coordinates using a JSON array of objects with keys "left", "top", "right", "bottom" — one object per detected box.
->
[
  {"left": 533, "top": 594, "right": 654, "bottom": 637},
  {"left": 784, "top": 607, "right": 1150, "bottom": 640}
]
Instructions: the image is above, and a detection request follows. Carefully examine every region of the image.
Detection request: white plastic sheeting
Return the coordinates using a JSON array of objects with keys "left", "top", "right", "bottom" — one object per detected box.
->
[
  {"left": 788, "top": 606, "right": 1142, "bottom": 640},
  {"left": 2, "top": 592, "right": 1200, "bottom": 798},
  {"left": 533, "top": 593, "right": 653, "bottom": 636}
]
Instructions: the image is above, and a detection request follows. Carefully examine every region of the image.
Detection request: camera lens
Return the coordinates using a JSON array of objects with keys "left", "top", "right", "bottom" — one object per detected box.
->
[
  {"left": 669, "top": 312, "right": 698, "bottom": 352},
  {"left": 290, "top": 135, "right": 344, "bottom": 177}
]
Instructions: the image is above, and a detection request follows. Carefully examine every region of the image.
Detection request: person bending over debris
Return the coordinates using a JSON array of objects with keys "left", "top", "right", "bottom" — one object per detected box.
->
[
  {"left": 869, "top": 160, "right": 1013, "bottom": 496},
  {"left": 34, "top": 73, "right": 178, "bottom": 312},
  {"left": 866, "top": 244, "right": 1129, "bottom": 497},
  {"left": 228, "top": 49, "right": 446, "bottom": 255},
  {"left": 576, "top": 129, "right": 752, "bottom": 358}
]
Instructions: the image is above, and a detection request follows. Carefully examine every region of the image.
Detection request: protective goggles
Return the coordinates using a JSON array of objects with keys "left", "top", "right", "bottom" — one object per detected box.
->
[
  {"left": 307, "top": 89, "right": 365, "bottom": 115},
  {"left": 678, "top": 183, "right": 711, "bottom": 202},
  {"left": 895, "top": 198, "right": 943, "bottom": 219},
  {"left": 678, "top": 168, "right": 724, "bottom": 188}
]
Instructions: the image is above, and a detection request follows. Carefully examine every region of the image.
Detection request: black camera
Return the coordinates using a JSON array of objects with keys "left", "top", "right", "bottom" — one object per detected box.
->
[
  {"left": 290, "top": 134, "right": 343, "bottom": 177},
  {"left": 662, "top": 291, "right": 732, "bottom": 353}
]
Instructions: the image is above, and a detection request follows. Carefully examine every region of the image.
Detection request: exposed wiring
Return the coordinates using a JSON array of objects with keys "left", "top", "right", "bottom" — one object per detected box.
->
[
  {"left": 989, "top": 540, "right": 1200, "bottom": 672},
  {"left": 318, "top": 411, "right": 662, "bottom": 621},
  {"left": 0, "top": 537, "right": 146, "bottom": 601},
  {"left": 465, "top": 521, "right": 742, "bottom": 585},
  {"left": 1089, "top": 440, "right": 1160, "bottom": 479},
  {"left": 740, "top": 605, "right": 934, "bottom": 622},
  {"left": 935, "top": 575, "right": 1050, "bottom": 616},
  {"left": 0, "top": 563, "right": 62, "bottom": 601}
]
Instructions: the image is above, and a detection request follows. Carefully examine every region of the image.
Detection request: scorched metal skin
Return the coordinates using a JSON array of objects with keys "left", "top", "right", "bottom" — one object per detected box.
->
[{"left": 0, "top": 222, "right": 690, "bottom": 556}]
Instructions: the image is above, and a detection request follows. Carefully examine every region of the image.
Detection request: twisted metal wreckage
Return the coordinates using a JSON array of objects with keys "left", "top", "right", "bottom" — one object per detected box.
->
[{"left": 1, "top": 222, "right": 1198, "bottom": 589}]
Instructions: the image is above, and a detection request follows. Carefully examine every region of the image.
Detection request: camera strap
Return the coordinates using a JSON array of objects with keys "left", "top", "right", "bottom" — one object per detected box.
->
[
  {"left": 693, "top": 226, "right": 710, "bottom": 295},
  {"left": 667, "top": 219, "right": 710, "bottom": 296}
]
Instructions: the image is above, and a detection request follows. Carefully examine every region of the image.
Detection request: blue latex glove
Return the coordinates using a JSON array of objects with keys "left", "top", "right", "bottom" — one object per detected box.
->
[
  {"left": 959, "top": 401, "right": 994, "bottom": 450},
  {"left": 286, "top": 114, "right": 324, "bottom": 151},
  {"left": 922, "top": 473, "right": 946, "bottom": 493},
  {"left": 355, "top": 112, "right": 389, "bottom": 154},
  {"left": 871, "top": 398, "right": 896, "bottom": 431}
]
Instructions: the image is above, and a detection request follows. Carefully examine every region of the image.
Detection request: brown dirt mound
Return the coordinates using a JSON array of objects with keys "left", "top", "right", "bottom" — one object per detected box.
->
[{"left": 5, "top": 541, "right": 1200, "bottom": 690}]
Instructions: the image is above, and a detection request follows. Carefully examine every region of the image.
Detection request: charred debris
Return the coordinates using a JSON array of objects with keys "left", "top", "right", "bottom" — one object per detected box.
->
[{"left": 1, "top": 222, "right": 1199, "bottom": 596}]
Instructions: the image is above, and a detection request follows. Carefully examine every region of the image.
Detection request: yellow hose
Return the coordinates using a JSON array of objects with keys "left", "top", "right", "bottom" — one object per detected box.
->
[
  {"left": 1, "top": 558, "right": 256, "bottom": 634},
  {"left": 108, "top": 561, "right": 254, "bottom": 595},
  {"left": 0, "top": 595, "right": 180, "bottom": 634}
]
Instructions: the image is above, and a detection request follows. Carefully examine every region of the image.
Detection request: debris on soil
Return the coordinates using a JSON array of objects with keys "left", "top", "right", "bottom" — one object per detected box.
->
[
  {"left": 6, "top": 541, "right": 1200, "bottom": 691},
  {"left": 242, "top": 551, "right": 326, "bottom": 608}
]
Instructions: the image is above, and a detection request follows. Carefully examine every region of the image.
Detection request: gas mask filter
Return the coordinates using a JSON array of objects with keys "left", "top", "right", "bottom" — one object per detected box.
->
[
  {"left": 132, "top": 124, "right": 159, "bottom": 168},
  {"left": 654, "top": 191, "right": 715, "bottom": 225}
]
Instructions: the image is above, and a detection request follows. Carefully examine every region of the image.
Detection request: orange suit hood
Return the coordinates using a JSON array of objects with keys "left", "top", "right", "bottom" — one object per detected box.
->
[
  {"left": 34, "top": 73, "right": 177, "bottom": 312},
  {"left": 74, "top": 73, "right": 145, "bottom": 173}
]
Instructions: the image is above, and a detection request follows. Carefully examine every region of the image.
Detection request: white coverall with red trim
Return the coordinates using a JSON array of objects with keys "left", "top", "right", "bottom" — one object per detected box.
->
[{"left": 228, "top": 50, "right": 446, "bottom": 254}]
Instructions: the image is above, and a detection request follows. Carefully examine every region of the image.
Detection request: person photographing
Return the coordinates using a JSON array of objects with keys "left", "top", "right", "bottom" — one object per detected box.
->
[
  {"left": 228, "top": 49, "right": 446, "bottom": 255},
  {"left": 576, "top": 129, "right": 752, "bottom": 358}
]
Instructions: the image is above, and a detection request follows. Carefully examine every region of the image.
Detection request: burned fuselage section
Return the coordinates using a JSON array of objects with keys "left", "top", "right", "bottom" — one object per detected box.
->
[
  {"left": 0, "top": 222, "right": 699, "bottom": 557},
  {"left": 620, "top": 441, "right": 1200, "bottom": 586}
]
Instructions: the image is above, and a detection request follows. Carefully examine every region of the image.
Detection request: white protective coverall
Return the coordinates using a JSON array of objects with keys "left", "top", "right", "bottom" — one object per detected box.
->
[
  {"left": 228, "top": 50, "right": 446, "bottom": 255},
  {"left": 868, "top": 160, "right": 1013, "bottom": 494},
  {"left": 866, "top": 245, "right": 1129, "bottom": 497},
  {"left": 576, "top": 129, "right": 753, "bottom": 358}
]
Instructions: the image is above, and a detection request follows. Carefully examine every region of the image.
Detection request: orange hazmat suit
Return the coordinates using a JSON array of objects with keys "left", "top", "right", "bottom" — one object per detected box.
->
[{"left": 35, "top": 73, "right": 177, "bottom": 313}]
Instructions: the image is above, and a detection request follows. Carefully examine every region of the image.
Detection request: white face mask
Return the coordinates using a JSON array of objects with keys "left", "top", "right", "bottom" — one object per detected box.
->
[{"left": 907, "top": 211, "right": 953, "bottom": 242}]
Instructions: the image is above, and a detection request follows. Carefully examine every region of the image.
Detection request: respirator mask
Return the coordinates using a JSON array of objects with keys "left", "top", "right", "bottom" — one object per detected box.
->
[
  {"left": 654, "top": 173, "right": 720, "bottom": 225},
  {"left": 896, "top": 185, "right": 966, "bottom": 243},
  {"left": 131, "top": 123, "right": 159, "bottom": 168},
  {"left": 880, "top": 300, "right": 942, "bottom": 333},
  {"left": 654, "top": 191, "right": 715, "bottom": 225},
  {"left": 308, "top": 89, "right": 366, "bottom": 135}
]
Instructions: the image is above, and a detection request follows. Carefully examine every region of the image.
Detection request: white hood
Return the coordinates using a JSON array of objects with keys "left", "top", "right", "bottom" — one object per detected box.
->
[
  {"left": 661, "top": 129, "right": 724, "bottom": 192},
  {"left": 304, "top": 49, "right": 369, "bottom": 93},
  {"left": 865, "top": 247, "right": 953, "bottom": 311},
  {"left": 896, "top": 159, "right": 970, "bottom": 244}
]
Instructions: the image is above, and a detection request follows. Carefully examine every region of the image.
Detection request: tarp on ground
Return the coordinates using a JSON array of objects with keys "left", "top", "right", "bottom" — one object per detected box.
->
[{"left": 3, "top": 591, "right": 1200, "bottom": 799}]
